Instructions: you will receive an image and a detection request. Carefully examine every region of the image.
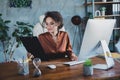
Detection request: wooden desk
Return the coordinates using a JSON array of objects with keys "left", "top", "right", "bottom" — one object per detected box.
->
[{"left": 0, "top": 57, "right": 120, "bottom": 80}]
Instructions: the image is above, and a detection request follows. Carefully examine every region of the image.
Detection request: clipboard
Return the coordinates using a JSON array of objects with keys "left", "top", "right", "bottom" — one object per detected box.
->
[{"left": 20, "top": 37, "right": 48, "bottom": 61}]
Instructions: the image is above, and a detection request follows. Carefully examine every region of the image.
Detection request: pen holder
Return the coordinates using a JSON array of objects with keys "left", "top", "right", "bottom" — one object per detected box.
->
[{"left": 17, "top": 61, "right": 29, "bottom": 75}]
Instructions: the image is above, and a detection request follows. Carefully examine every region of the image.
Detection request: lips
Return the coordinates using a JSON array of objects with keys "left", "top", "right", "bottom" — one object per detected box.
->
[{"left": 48, "top": 29, "right": 53, "bottom": 32}]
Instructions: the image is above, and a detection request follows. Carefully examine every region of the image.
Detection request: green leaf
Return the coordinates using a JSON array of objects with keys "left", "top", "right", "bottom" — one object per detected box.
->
[
  {"left": 12, "top": 21, "right": 33, "bottom": 44},
  {"left": 84, "top": 59, "right": 92, "bottom": 66},
  {"left": 0, "top": 13, "right": 2, "bottom": 16},
  {"left": 4, "top": 20, "right": 11, "bottom": 24}
]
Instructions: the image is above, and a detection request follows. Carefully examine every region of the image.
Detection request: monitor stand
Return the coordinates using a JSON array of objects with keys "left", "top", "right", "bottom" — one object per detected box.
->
[{"left": 93, "top": 40, "right": 115, "bottom": 70}]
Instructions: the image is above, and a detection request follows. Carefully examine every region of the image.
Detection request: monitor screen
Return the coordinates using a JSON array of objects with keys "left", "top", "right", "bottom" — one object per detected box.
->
[{"left": 78, "top": 19, "right": 116, "bottom": 61}]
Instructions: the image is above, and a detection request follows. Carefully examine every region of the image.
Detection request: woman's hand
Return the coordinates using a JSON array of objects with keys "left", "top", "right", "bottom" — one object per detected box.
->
[
  {"left": 70, "top": 54, "right": 78, "bottom": 61},
  {"left": 27, "top": 52, "right": 34, "bottom": 59}
]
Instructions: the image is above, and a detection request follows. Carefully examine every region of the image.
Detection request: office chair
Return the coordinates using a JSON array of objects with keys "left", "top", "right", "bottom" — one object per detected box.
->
[{"left": 33, "top": 15, "right": 65, "bottom": 37}]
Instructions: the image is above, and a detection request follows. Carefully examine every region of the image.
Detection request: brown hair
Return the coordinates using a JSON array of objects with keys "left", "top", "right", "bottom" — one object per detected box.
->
[{"left": 43, "top": 11, "right": 63, "bottom": 29}]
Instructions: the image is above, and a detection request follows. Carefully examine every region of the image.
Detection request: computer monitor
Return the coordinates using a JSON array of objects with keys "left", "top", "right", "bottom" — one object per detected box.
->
[{"left": 78, "top": 19, "right": 116, "bottom": 61}]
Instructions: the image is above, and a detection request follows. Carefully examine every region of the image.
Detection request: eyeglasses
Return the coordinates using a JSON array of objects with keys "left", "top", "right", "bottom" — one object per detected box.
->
[{"left": 43, "top": 22, "right": 58, "bottom": 28}]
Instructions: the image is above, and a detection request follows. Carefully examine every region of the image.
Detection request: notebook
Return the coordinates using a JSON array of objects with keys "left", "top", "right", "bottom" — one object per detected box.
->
[{"left": 20, "top": 37, "right": 48, "bottom": 61}]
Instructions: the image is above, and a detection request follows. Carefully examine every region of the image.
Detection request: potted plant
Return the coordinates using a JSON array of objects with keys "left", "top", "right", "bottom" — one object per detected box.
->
[
  {"left": 83, "top": 59, "right": 93, "bottom": 76},
  {"left": 0, "top": 13, "right": 11, "bottom": 61},
  {"left": 100, "top": 7, "right": 106, "bottom": 16},
  {"left": 87, "top": 12, "right": 93, "bottom": 19},
  {"left": 9, "top": 21, "right": 33, "bottom": 60},
  {"left": 0, "top": 13, "right": 33, "bottom": 62}
]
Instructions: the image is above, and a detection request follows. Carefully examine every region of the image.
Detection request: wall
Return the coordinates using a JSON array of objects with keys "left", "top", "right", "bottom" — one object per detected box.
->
[{"left": 0, "top": 0, "right": 85, "bottom": 62}]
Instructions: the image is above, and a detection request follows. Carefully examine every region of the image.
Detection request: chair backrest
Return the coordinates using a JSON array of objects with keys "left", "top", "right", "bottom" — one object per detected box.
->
[{"left": 33, "top": 15, "right": 65, "bottom": 37}]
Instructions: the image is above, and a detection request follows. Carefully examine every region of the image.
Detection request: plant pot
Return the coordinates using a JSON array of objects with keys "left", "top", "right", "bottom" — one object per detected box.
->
[
  {"left": 101, "top": 11, "right": 105, "bottom": 16},
  {"left": 83, "top": 66, "right": 93, "bottom": 76}
]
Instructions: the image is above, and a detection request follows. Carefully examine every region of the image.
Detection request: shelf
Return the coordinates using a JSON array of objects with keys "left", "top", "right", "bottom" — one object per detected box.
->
[
  {"left": 94, "top": 14, "right": 120, "bottom": 18},
  {"left": 85, "top": 0, "right": 120, "bottom": 52},
  {"left": 85, "top": 1, "right": 120, "bottom": 5},
  {"left": 114, "top": 28, "right": 120, "bottom": 30}
]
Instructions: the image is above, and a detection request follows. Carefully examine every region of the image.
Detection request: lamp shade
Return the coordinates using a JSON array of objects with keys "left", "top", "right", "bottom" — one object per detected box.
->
[{"left": 71, "top": 15, "right": 81, "bottom": 25}]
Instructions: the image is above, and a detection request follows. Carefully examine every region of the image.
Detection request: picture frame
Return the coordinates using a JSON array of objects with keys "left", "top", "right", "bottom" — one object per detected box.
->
[{"left": 9, "top": 0, "right": 32, "bottom": 8}]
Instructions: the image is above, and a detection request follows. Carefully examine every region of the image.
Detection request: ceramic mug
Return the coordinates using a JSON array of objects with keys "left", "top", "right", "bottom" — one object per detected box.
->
[{"left": 102, "top": 0, "right": 106, "bottom": 2}]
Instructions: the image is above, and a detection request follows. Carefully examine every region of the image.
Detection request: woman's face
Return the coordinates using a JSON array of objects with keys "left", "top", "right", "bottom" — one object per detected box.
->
[{"left": 45, "top": 17, "right": 59, "bottom": 33}]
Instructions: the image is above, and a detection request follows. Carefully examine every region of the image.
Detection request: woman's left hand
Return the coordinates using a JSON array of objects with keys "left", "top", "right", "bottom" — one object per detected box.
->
[{"left": 27, "top": 52, "right": 34, "bottom": 59}]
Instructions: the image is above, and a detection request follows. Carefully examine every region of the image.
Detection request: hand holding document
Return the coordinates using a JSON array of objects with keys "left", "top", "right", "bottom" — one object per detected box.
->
[{"left": 26, "top": 53, "right": 34, "bottom": 62}]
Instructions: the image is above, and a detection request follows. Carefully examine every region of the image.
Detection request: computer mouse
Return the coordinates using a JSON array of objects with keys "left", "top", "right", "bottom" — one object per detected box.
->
[{"left": 47, "top": 64, "right": 56, "bottom": 69}]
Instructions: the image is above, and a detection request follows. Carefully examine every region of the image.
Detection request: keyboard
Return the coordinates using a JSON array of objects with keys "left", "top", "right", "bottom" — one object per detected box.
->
[{"left": 63, "top": 60, "right": 85, "bottom": 66}]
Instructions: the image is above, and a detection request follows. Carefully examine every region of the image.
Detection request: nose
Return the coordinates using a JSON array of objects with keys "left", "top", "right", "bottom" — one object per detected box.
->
[{"left": 47, "top": 24, "right": 51, "bottom": 28}]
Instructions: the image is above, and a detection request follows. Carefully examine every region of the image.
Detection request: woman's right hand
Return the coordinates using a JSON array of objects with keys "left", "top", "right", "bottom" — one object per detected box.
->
[{"left": 70, "top": 54, "right": 78, "bottom": 61}]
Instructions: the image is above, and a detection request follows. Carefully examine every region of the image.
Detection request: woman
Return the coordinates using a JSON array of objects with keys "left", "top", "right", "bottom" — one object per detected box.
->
[{"left": 38, "top": 11, "right": 77, "bottom": 61}]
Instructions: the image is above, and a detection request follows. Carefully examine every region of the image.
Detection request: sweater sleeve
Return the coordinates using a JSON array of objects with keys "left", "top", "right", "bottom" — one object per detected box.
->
[{"left": 66, "top": 33, "right": 74, "bottom": 58}]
